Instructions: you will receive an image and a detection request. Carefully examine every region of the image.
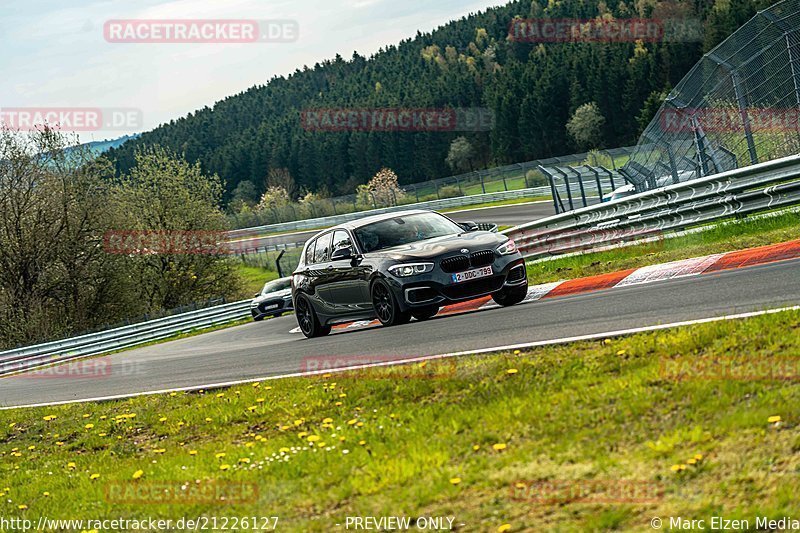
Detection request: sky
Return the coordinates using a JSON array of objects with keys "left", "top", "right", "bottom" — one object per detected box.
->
[{"left": 1, "top": 0, "right": 503, "bottom": 142}]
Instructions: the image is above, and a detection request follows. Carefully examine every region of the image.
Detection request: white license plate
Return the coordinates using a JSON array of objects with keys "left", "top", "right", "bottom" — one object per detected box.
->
[
  {"left": 451, "top": 266, "right": 493, "bottom": 283},
  {"left": 264, "top": 304, "right": 279, "bottom": 310}
]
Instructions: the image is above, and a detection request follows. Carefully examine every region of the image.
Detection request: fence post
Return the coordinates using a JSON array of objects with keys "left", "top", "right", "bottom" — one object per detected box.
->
[{"left": 479, "top": 172, "right": 486, "bottom": 194}]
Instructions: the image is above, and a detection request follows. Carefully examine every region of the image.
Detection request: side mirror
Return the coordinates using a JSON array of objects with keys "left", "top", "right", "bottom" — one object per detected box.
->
[
  {"left": 331, "top": 246, "right": 354, "bottom": 261},
  {"left": 459, "top": 221, "right": 479, "bottom": 232},
  {"left": 253, "top": 293, "right": 261, "bottom": 298}
]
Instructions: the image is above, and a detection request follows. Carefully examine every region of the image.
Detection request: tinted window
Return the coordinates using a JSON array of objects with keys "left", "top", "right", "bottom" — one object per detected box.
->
[
  {"left": 354, "top": 212, "right": 463, "bottom": 253},
  {"left": 305, "top": 238, "right": 316, "bottom": 264},
  {"left": 313, "top": 233, "right": 332, "bottom": 263},
  {"left": 331, "top": 230, "right": 353, "bottom": 255}
]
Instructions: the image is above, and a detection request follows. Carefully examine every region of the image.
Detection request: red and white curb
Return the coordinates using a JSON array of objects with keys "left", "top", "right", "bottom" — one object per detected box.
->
[{"left": 289, "top": 238, "right": 800, "bottom": 334}]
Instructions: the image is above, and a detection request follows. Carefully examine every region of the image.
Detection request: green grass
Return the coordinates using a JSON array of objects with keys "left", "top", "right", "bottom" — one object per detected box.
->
[
  {"left": 441, "top": 196, "right": 549, "bottom": 214},
  {"left": 236, "top": 265, "right": 279, "bottom": 296},
  {"left": 2, "top": 310, "right": 800, "bottom": 530},
  {"left": 526, "top": 210, "right": 800, "bottom": 284}
]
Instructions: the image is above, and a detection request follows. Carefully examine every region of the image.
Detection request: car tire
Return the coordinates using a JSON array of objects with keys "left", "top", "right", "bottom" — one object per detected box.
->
[
  {"left": 411, "top": 305, "right": 439, "bottom": 321},
  {"left": 252, "top": 314, "right": 264, "bottom": 322},
  {"left": 295, "top": 293, "right": 331, "bottom": 338},
  {"left": 492, "top": 280, "right": 529, "bottom": 307},
  {"left": 371, "top": 279, "right": 411, "bottom": 326}
]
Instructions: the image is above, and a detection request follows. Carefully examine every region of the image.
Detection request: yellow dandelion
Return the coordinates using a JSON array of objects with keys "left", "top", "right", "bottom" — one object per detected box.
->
[
  {"left": 256, "top": 398, "right": 265, "bottom": 403},
  {"left": 493, "top": 443, "right": 507, "bottom": 451},
  {"left": 67, "top": 462, "right": 76, "bottom": 469},
  {"left": 472, "top": 445, "right": 480, "bottom": 451},
  {"left": 513, "top": 350, "right": 521, "bottom": 355},
  {"left": 616, "top": 349, "right": 626, "bottom": 356},
  {"left": 216, "top": 393, "right": 224, "bottom": 398},
  {"left": 43, "top": 492, "right": 50, "bottom": 497},
  {"left": 247, "top": 406, "right": 257, "bottom": 412},
  {"left": 215, "top": 453, "right": 226, "bottom": 459},
  {"left": 687, "top": 458, "right": 697, "bottom": 465},
  {"left": 132, "top": 470, "right": 144, "bottom": 480},
  {"left": 768, "top": 415, "right": 782, "bottom": 423},
  {"left": 322, "top": 417, "right": 333, "bottom": 424},
  {"left": 498, "top": 525, "right": 511, "bottom": 532},
  {"left": 153, "top": 449, "right": 165, "bottom": 454},
  {"left": 694, "top": 454, "right": 703, "bottom": 461},
  {"left": 449, "top": 477, "right": 462, "bottom": 485},
  {"left": 89, "top": 473, "right": 100, "bottom": 480},
  {"left": 27, "top": 445, "right": 35, "bottom": 451},
  {"left": 347, "top": 419, "right": 357, "bottom": 425},
  {"left": 159, "top": 417, "right": 167, "bottom": 422},
  {"left": 358, "top": 440, "right": 366, "bottom": 446},
  {"left": 84, "top": 423, "right": 94, "bottom": 430},
  {"left": 245, "top": 442, "right": 255, "bottom": 448},
  {"left": 506, "top": 369, "right": 518, "bottom": 375},
  {"left": 205, "top": 418, "right": 212, "bottom": 422},
  {"left": 18, "top": 504, "right": 28, "bottom": 510},
  {"left": 239, "top": 458, "right": 251, "bottom": 464},
  {"left": 307, "top": 435, "right": 321, "bottom": 442},
  {"left": 219, "top": 464, "right": 230, "bottom": 471},
  {"left": 188, "top": 450, "right": 198, "bottom": 456}
]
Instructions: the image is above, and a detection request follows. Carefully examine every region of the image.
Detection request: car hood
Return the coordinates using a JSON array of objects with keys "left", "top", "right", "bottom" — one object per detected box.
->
[
  {"left": 371, "top": 231, "right": 507, "bottom": 261},
  {"left": 252, "top": 288, "right": 292, "bottom": 303}
]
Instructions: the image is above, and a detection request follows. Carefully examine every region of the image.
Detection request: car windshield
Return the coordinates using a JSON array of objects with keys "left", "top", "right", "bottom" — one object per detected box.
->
[
  {"left": 261, "top": 278, "right": 291, "bottom": 295},
  {"left": 354, "top": 212, "right": 463, "bottom": 253}
]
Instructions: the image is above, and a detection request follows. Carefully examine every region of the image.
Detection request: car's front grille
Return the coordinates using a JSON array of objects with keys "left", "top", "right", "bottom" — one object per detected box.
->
[
  {"left": 441, "top": 255, "right": 470, "bottom": 273},
  {"left": 440, "top": 249, "right": 495, "bottom": 273},
  {"left": 259, "top": 300, "right": 284, "bottom": 312},
  {"left": 441, "top": 277, "right": 504, "bottom": 300},
  {"left": 470, "top": 250, "right": 495, "bottom": 268}
]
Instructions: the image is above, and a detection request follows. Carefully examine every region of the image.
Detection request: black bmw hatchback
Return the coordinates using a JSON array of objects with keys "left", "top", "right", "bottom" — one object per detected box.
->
[{"left": 291, "top": 209, "right": 528, "bottom": 338}]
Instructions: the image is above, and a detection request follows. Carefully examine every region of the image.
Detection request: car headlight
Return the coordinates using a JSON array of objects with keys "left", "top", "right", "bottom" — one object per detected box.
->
[
  {"left": 496, "top": 239, "right": 518, "bottom": 256},
  {"left": 388, "top": 262, "right": 434, "bottom": 277}
]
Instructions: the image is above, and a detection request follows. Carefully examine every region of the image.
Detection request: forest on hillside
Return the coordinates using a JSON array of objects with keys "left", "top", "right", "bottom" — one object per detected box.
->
[{"left": 107, "top": 0, "right": 773, "bottom": 209}]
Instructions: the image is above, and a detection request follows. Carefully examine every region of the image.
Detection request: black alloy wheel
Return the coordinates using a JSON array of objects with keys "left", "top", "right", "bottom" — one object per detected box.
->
[
  {"left": 295, "top": 294, "right": 331, "bottom": 338},
  {"left": 371, "top": 279, "right": 411, "bottom": 326}
]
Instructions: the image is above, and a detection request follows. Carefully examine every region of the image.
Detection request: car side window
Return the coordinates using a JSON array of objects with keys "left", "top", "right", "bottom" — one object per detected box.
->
[
  {"left": 331, "top": 230, "right": 352, "bottom": 254},
  {"left": 313, "top": 233, "right": 332, "bottom": 263},
  {"left": 305, "top": 238, "right": 317, "bottom": 265}
]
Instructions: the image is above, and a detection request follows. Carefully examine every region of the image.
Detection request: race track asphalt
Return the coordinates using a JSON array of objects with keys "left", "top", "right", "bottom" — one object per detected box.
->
[{"left": 2, "top": 257, "right": 799, "bottom": 408}]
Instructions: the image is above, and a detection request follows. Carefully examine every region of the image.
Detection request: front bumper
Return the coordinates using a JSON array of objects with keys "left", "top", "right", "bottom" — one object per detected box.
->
[
  {"left": 387, "top": 255, "right": 526, "bottom": 311},
  {"left": 250, "top": 297, "right": 293, "bottom": 319}
]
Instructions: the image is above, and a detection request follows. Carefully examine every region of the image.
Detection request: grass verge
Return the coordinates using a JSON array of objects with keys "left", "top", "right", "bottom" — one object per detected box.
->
[
  {"left": 2, "top": 309, "right": 799, "bottom": 531},
  {"left": 526, "top": 210, "right": 800, "bottom": 284}
]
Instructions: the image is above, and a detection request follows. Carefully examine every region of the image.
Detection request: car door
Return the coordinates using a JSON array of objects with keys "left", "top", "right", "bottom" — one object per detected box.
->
[
  {"left": 304, "top": 232, "right": 336, "bottom": 316},
  {"left": 327, "top": 230, "right": 370, "bottom": 313}
]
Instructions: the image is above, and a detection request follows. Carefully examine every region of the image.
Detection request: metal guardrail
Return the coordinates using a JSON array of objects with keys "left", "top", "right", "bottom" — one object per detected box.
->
[
  {"left": 0, "top": 300, "right": 252, "bottom": 377},
  {"left": 504, "top": 153, "right": 800, "bottom": 259},
  {"left": 228, "top": 186, "right": 552, "bottom": 239}
]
